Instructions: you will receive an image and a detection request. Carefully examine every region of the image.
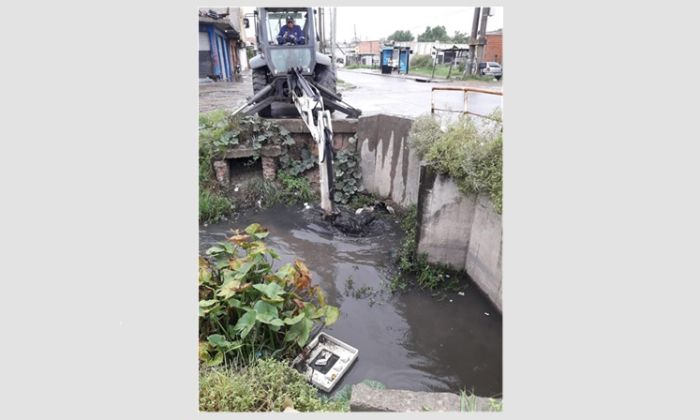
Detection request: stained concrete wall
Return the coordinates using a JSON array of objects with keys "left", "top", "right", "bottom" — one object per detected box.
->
[
  {"left": 353, "top": 115, "right": 502, "bottom": 311},
  {"left": 356, "top": 115, "right": 420, "bottom": 207},
  {"left": 416, "top": 166, "right": 502, "bottom": 312}
]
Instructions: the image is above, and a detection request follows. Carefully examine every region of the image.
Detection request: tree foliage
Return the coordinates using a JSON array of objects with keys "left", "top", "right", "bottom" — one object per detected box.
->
[
  {"left": 387, "top": 29, "right": 414, "bottom": 42},
  {"left": 417, "top": 25, "right": 450, "bottom": 42},
  {"left": 451, "top": 30, "right": 469, "bottom": 43}
]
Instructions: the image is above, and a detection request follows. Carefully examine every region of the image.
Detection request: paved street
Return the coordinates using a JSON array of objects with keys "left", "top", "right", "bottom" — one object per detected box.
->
[
  {"left": 198, "top": 69, "right": 503, "bottom": 121},
  {"left": 338, "top": 69, "right": 502, "bottom": 120}
]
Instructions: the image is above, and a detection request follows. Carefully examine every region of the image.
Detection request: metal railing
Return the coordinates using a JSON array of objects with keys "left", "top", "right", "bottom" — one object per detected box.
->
[{"left": 430, "top": 86, "right": 503, "bottom": 120}]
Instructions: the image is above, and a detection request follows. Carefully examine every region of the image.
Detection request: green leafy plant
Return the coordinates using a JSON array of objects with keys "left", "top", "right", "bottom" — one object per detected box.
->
[
  {"left": 333, "top": 137, "right": 362, "bottom": 204},
  {"left": 200, "top": 111, "right": 295, "bottom": 164},
  {"left": 199, "top": 190, "right": 234, "bottom": 223},
  {"left": 391, "top": 205, "right": 463, "bottom": 294},
  {"left": 200, "top": 359, "right": 348, "bottom": 412},
  {"left": 199, "top": 111, "right": 296, "bottom": 191},
  {"left": 349, "top": 191, "right": 378, "bottom": 209},
  {"left": 459, "top": 390, "right": 502, "bottom": 412},
  {"left": 277, "top": 171, "right": 316, "bottom": 204},
  {"left": 408, "top": 113, "right": 503, "bottom": 213},
  {"left": 199, "top": 223, "right": 339, "bottom": 367},
  {"left": 279, "top": 144, "right": 317, "bottom": 176}
]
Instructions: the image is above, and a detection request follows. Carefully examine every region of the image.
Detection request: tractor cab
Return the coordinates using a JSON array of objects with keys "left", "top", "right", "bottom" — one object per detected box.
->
[{"left": 256, "top": 8, "right": 317, "bottom": 76}]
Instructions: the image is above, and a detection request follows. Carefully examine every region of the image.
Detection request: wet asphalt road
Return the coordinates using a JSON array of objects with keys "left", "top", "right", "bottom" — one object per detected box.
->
[
  {"left": 337, "top": 69, "right": 503, "bottom": 120},
  {"left": 199, "top": 69, "right": 503, "bottom": 121}
]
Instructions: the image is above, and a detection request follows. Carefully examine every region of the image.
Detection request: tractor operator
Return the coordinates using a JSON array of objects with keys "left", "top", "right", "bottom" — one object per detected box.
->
[{"left": 277, "top": 16, "right": 305, "bottom": 45}]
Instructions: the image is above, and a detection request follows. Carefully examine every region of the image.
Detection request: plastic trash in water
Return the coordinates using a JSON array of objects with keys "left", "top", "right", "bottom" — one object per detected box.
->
[{"left": 291, "top": 332, "right": 359, "bottom": 393}]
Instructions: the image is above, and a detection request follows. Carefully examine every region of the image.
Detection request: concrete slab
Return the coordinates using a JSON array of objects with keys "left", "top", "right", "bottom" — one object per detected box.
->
[{"left": 349, "top": 383, "right": 496, "bottom": 412}]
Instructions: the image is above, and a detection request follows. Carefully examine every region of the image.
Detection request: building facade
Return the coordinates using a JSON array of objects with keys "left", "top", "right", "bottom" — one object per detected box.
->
[
  {"left": 484, "top": 29, "right": 503, "bottom": 64},
  {"left": 198, "top": 8, "right": 247, "bottom": 81}
]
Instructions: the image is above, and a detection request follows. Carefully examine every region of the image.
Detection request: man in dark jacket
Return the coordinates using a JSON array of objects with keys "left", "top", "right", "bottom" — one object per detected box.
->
[{"left": 277, "top": 16, "right": 305, "bottom": 45}]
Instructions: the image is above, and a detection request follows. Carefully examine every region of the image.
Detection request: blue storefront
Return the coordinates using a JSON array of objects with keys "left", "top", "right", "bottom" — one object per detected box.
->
[{"left": 199, "top": 18, "right": 239, "bottom": 81}]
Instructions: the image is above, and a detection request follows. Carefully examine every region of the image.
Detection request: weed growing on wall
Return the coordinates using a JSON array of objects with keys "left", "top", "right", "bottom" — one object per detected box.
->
[
  {"left": 279, "top": 144, "right": 316, "bottom": 176},
  {"left": 199, "top": 110, "right": 295, "bottom": 167},
  {"left": 391, "top": 205, "right": 462, "bottom": 294},
  {"left": 408, "top": 113, "right": 503, "bottom": 213},
  {"left": 199, "top": 110, "right": 304, "bottom": 222},
  {"left": 333, "top": 137, "right": 362, "bottom": 204}
]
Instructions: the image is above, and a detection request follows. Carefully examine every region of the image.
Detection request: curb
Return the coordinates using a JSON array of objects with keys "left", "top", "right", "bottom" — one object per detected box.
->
[{"left": 339, "top": 68, "right": 450, "bottom": 83}]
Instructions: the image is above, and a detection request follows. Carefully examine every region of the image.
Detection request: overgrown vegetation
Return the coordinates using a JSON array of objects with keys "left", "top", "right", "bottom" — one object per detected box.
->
[
  {"left": 459, "top": 390, "right": 503, "bottom": 412},
  {"left": 408, "top": 113, "right": 503, "bottom": 213},
  {"left": 200, "top": 190, "right": 234, "bottom": 224},
  {"left": 200, "top": 359, "right": 348, "bottom": 412},
  {"left": 390, "top": 205, "right": 462, "bottom": 294},
  {"left": 344, "top": 63, "right": 375, "bottom": 70},
  {"left": 198, "top": 110, "right": 321, "bottom": 221},
  {"left": 461, "top": 73, "right": 500, "bottom": 82},
  {"left": 199, "top": 111, "right": 295, "bottom": 174},
  {"left": 410, "top": 54, "right": 433, "bottom": 69},
  {"left": 333, "top": 137, "right": 362, "bottom": 204},
  {"left": 199, "top": 223, "right": 339, "bottom": 368}
]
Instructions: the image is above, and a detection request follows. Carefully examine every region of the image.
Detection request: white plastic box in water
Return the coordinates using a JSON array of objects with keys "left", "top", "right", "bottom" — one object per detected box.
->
[{"left": 291, "top": 332, "right": 359, "bottom": 392}]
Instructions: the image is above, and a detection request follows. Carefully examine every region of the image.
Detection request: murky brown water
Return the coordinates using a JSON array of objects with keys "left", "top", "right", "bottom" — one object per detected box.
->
[{"left": 200, "top": 204, "right": 502, "bottom": 397}]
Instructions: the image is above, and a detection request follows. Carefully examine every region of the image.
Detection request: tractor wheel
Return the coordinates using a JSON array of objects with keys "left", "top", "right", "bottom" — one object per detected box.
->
[
  {"left": 252, "top": 67, "right": 272, "bottom": 118},
  {"left": 314, "top": 64, "right": 337, "bottom": 93},
  {"left": 314, "top": 64, "right": 337, "bottom": 115}
]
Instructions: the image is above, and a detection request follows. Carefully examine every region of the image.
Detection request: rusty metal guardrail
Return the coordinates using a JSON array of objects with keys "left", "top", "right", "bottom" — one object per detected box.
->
[{"left": 430, "top": 86, "right": 503, "bottom": 120}]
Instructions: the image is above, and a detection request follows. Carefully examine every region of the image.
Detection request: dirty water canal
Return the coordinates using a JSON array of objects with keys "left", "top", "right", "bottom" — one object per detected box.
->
[{"left": 200, "top": 204, "right": 502, "bottom": 397}]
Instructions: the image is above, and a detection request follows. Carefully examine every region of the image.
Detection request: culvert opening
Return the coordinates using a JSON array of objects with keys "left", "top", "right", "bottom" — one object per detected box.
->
[{"left": 227, "top": 157, "right": 263, "bottom": 184}]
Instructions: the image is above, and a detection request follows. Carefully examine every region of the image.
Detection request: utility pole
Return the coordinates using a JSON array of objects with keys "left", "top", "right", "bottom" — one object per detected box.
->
[
  {"left": 475, "top": 7, "right": 490, "bottom": 75},
  {"left": 465, "top": 7, "right": 480, "bottom": 76},
  {"left": 354, "top": 24, "right": 357, "bottom": 43},
  {"left": 319, "top": 8, "right": 326, "bottom": 53},
  {"left": 330, "top": 7, "right": 336, "bottom": 71}
]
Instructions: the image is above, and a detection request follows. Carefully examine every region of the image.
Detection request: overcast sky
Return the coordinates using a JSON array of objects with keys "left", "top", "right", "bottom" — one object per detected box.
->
[{"left": 240, "top": 7, "right": 503, "bottom": 43}]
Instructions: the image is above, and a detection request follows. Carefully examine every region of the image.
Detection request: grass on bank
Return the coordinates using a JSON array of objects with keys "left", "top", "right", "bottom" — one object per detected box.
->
[
  {"left": 343, "top": 63, "right": 375, "bottom": 70},
  {"left": 199, "top": 190, "right": 234, "bottom": 224},
  {"left": 200, "top": 359, "right": 348, "bottom": 412},
  {"left": 459, "top": 390, "right": 503, "bottom": 412},
  {"left": 390, "top": 205, "right": 463, "bottom": 294},
  {"left": 408, "top": 113, "right": 503, "bottom": 213}
]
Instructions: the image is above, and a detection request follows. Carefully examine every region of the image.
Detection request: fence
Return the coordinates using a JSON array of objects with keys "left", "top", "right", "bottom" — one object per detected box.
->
[{"left": 430, "top": 86, "right": 503, "bottom": 120}]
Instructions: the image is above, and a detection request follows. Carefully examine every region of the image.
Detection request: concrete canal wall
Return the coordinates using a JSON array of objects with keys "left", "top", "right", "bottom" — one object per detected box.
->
[
  {"left": 415, "top": 167, "right": 502, "bottom": 311},
  {"left": 356, "top": 116, "right": 502, "bottom": 312},
  {"left": 355, "top": 114, "right": 421, "bottom": 207}
]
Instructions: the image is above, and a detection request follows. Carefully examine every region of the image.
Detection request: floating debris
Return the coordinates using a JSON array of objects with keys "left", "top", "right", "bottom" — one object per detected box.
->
[
  {"left": 484, "top": 312, "right": 490, "bottom": 316},
  {"left": 458, "top": 292, "right": 465, "bottom": 296}
]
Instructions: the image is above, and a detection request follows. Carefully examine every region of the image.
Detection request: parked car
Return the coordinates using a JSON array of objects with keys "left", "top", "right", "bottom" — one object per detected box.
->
[{"left": 480, "top": 62, "right": 502, "bottom": 80}]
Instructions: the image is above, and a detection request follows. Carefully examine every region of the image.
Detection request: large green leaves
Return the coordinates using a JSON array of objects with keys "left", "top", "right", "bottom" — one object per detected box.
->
[
  {"left": 324, "top": 306, "right": 340, "bottom": 326},
  {"left": 252, "top": 282, "right": 285, "bottom": 299},
  {"left": 253, "top": 301, "right": 283, "bottom": 326},
  {"left": 199, "top": 223, "right": 342, "bottom": 366},
  {"left": 284, "top": 318, "right": 314, "bottom": 348},
  {"left": 283, "top": 312, "right": 306, "bottom": 325},
  {"left": 245, "top": 223, "right": 269, "bottom": 240},
  {"left": 232, "top": 310, "right": 256, "bottom": 339}
]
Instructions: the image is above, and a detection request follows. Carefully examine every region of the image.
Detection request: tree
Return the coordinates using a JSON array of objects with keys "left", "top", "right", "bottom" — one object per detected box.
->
[
  {"left": 387, "top": 30, "right": 414, "bottom": 42},
  {"left": 417, "top": 25, "right": 450, "bottom": 42},
  {"left": 451, "top": 31, "right": 469, "bottom": 43}
]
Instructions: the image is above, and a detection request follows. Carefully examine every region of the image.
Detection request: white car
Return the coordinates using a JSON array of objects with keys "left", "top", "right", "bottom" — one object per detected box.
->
[{"left": 480, "top": 62, "right": 502, "bottom": 79}]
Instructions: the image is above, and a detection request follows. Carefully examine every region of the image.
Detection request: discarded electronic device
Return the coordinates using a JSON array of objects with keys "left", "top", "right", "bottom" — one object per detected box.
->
[{"left": 291, "top": 332, "right": 359, "bottom": 392}]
